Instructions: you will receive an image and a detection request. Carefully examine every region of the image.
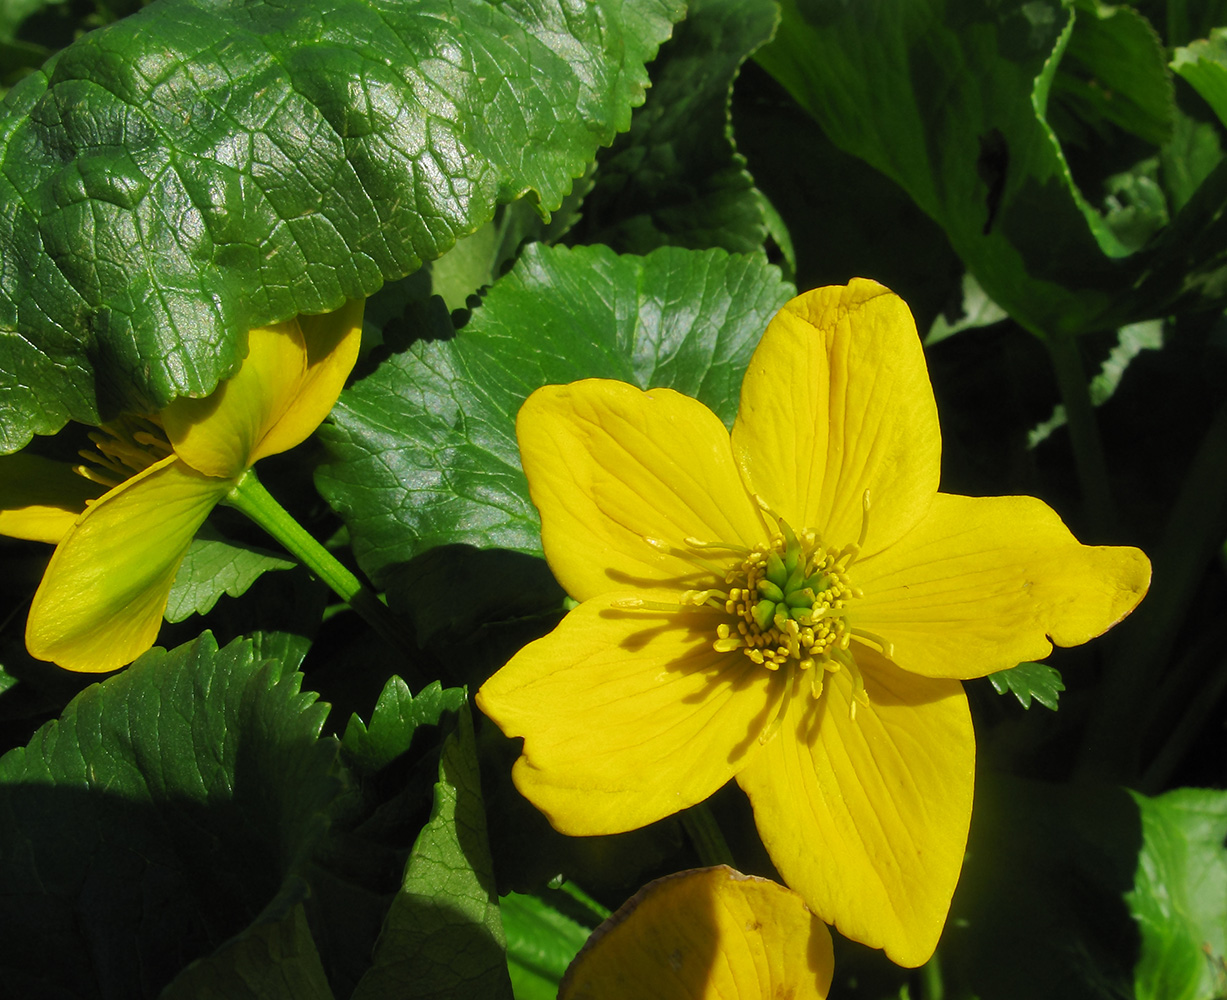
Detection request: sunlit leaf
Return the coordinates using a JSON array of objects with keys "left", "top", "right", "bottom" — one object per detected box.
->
[
  {"left": 987, "top": 661, "right": 1065, "bottom": 710},
  {"left": 0, "top": 0, "right": 684, "bottom": 452},
  {"left": 316, "top": 243, "right": 793, "bottom": 585},
  {"left": 755, "top": 0, "right": 1227, "bottom": 338},
  {"left": 501, "top": 890, "right": 597, "bottom": 1000},
  {"left": 1129, "top": 787, "right": 1227, "bottom": 1000}
]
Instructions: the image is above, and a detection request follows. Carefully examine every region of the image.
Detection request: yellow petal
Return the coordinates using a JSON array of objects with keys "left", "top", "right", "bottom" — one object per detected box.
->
[
  {"left": 735, "top": 646, "right": 974, "bottom": 968},
  {"left": 249, "top": 299, "right": 364, "bottom": 464},
  {"left": 25, "top": 456, "right": 231, "bottom": 672},
  {"left": 851, "top": 493, "right": 1152, "bottom": 679},
  {"left": 163, "top": 299, "right": 363, "bottom": 477},
  {"left": 731, "top": 280, "right": 941, "bottom": 555},
  {"left": 0, "top": 453, "right": 103, "bottom": 544},
  {"left": 476, "top": 591, "right": 779, "bottom": 835},
  {"left": 559, "top": 866, "right": 834, "bottom": 1000},
  {"left": 517, "top": 380, "right": 768, "bottom": 602}
]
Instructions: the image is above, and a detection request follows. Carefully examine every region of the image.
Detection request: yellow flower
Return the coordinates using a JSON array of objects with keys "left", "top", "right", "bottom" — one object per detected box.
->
[
  {"left": 559, "top": 866, "right": 833, "bottom": 1000},
  {"left": 0, "top": 301, "right": 363, "bottom": 673},
  {"left": 476, "top": 279, "right": 1150, "bottom": 967}
]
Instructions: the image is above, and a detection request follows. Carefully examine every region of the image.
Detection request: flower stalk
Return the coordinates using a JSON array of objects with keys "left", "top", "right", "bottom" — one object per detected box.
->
[
  {"left": 1046, "top": 333, "right": 1118, "bottom": 537},
  {"left": 225, "top": 468, "right": 414, "bottom": 657},
  {"left": 680, "top": 803, "right": 735, "bottom": 869}
]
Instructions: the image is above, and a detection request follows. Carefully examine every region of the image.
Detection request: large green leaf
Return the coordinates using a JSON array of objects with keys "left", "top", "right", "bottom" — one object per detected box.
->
[
  {"left": 351, "top": 702, "right": 512, "bottom": 1000},
  {"left": 1052, "top": 0, "right": 1174, "bottom": 149},
  {"left": 755, "top": 0, "right": 1227, "bottom": 338},
  {"left": 0, "top": 632, "right": 343, "bottom": 999},
  {"left": 568, "top": 0, "right": 781, "bottom": 256},
  {"left": 1128, "top": 788, "right": 1227, "bottom": 1000},
  {"left": 316, "top": 243, "right": 793, "bottom": 585},
  {"left": 0, "top": 0, "right": 684, "bottom": 453}
]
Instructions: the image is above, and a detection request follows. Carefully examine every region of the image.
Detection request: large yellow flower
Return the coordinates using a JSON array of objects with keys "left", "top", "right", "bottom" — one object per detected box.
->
[
  {"left": 476, "top": 279, "right": 1150, "bottom": 967},
  {"left": 0, "top": 301, "right": 363, "bottom": 673},
  {"left": 559, "top": 866, "right": 833, "bottom": 999}
]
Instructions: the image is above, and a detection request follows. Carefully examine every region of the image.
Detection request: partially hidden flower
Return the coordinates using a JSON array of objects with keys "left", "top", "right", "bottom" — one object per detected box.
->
[
  {"left": 476, "top": 280, "right": 1151, "bottom": 967},
  {"left": 0, "top": 301, "right": 363, "bottom": 673},
  {"left": 559, "top": 866, "right": 833, "bottom": 1000}
]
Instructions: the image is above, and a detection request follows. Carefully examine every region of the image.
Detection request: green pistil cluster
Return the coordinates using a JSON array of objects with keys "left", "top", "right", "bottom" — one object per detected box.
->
[{"left": 713, "top": 520, "right": 858, "bottom": 674}]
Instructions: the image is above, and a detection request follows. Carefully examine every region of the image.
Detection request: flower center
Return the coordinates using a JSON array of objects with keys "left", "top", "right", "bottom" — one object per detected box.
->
[
  {"left": 708, "top": 519, "right": 858, "bottom": 673},
  {"left": 74, "top": 415, "right": 174, "bottom": 489},
  {"left": 620, "top": 493, "right": 891, "bottom": 741}
]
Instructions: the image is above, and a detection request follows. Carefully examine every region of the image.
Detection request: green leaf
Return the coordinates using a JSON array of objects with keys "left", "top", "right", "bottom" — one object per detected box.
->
[
  {"left": 1173, "top": 29, "right": 1227, "bottom": 129},
  {"left": 316, "top": 243, "right": 793, "bottom": 585},
  {"left": 1097, "top": 158, "right": 1169, "bottom": 253},
  {"left": 754, "top": 0, "right": 1227, "bottom": 338},
  {"left": 501, "top": 891, "right": 596, "bottom": 1000},
  {"left": 988, "top": 660, "right": 1066, "bottom": 710},
  {"left": 428, "top": 189, "right": 591, "bottom": 314},
  {"left": 385, "top": 546, "right": 564, "bottom": 649},
  {"left": 1128, "top": 788, "right": 1227, "bottom": 1000},
  {"left": 924, "top": 273, "right": 1009, "bottom": 345},
  {"left": 569, "top": 0, "right": 782, "bottom": 257},
  {"left": 1161, "top": 107, "right": 1225, "bottom": 214},
  {"left": 351, "top": 702, "right": 512, "bottom": 1000},
  {"left": 341, "top": 677, "right": 466, "bottom": 777},
  {"left": 0, "top": 632, "right": 344, "bottom": 998},
  {"left": 1052, "top": 0, "right": 1174, "bottom": 148},
  {"left": 162, "top": 894, "right": 335, "bottom": 1000},
  {"left": 0, "top": 0, "right": 685, "bottom": 453},
  {"left": 732, "top": 61, "right": 961, "bottom": 332},
  {"left": 1028, "top": 318, "right": 1165, "bottom": 446},
  {"left": 165, "top": 525, "right": 296, "bottom": 623}
]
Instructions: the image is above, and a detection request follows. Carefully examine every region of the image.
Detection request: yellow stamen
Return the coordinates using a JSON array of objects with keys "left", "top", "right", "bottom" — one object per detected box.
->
[
  {"left": 759, "top": 662, "right": 799, "bottom": 745},
  {"left": 74, "top": 415, "right": 173, "bottom": 487},
  {"left": 72, "top": 463, "right": 122, "bottom": 489},
  {"left": 683, "top": 537, "right": 750, "bottom": 556},
  {"left": 850, "top": 627, "right": 895, "bottom": 658}
]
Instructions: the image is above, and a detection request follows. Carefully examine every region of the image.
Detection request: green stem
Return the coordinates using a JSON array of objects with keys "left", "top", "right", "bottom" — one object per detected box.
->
[
  {"left": 918, "top": 950, "right": 944, "bottom": 1000},
  {"left": 680, "top": 802, "right": 736, "bottom": 869},
  {"left": 225, "top": 468, "right": 414, "bottom": 658},
  {"left": 1046, "top": 334, "right": 1117, "bottom": 538}
]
